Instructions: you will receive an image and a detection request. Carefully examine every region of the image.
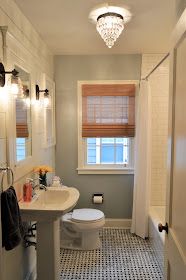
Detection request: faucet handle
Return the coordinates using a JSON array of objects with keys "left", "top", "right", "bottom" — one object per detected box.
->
[{"left": 39, "top": 184, "right": 47, "bottom": 191}]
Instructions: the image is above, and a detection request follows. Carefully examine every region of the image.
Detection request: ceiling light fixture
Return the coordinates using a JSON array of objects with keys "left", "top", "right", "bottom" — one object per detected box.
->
[
  {"left": 97, "top": 12, "right": 124, "bottom": 48},
  {"left": 89, "top": 4, "right": 132, "bottom": 48}
]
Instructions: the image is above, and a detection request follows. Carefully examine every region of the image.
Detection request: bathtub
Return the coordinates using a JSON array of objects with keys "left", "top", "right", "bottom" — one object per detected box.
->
[{"left": 149, "top": 206, "right": 165, "bottom": 273}]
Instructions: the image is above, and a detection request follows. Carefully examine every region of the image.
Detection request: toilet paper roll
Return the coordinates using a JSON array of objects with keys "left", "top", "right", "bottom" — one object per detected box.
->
[{"left": 93, "top": 195, "right": 103, "bottom": 204}]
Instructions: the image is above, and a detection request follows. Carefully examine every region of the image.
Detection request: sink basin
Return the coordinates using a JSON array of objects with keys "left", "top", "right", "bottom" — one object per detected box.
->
[
  {"left": 19, "top": 187, "right": 80, "bottom": 221},
  {"left": 34, "top": 188, "right": 70, "bottom": 206}
]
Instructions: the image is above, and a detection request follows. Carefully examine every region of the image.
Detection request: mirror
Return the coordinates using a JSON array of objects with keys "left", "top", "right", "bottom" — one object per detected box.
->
[{"left": 15, "top": 66, "right": 32, "bottom": 162}]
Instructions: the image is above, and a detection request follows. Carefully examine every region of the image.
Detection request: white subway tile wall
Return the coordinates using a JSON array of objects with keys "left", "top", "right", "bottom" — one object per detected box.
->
[
  {"left": 0, "top": 1, "right": 54, "bottom": 279},
  {"left": 141, "top": 54, "right": 169, "bottom": 206},
  {"left": 0, "top": 111, "right": 7, "bottom": 168}
]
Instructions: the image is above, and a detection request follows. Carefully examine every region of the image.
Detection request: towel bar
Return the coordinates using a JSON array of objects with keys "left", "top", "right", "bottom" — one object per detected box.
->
[{"left": 0, "top": 167, "right": 14, "bottom": 192}]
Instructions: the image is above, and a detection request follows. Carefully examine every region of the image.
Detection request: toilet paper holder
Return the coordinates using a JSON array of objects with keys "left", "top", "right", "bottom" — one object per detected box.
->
[{"left": 92, "top": 193, "right": 104, "bottom": 204}]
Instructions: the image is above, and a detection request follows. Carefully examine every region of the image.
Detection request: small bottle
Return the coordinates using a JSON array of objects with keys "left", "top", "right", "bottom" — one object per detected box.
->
[{"left": 23, "top": 179, "right": 32, "bottom": 202}]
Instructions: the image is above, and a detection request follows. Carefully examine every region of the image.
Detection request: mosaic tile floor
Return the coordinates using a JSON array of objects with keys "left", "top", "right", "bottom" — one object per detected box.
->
[{"left": 60, "top": 228, "right": 163, "bottom": 280}]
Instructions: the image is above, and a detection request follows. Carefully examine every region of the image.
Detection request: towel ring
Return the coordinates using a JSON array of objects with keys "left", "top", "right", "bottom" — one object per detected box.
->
[
  {"left": 0, "top": 167, "right": 14, "bottom": 192},
  {"left": 8, "top": 168, "right": 14, "bottom": 185}
]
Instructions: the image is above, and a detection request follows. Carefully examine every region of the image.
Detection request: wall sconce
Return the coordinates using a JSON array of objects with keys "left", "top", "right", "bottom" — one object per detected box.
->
[
  {"left": 0, "top": 62, "right": 21, "bottom": 95},
  {"left": 35, "top": 84, "right": 50, "bottom": 107}
]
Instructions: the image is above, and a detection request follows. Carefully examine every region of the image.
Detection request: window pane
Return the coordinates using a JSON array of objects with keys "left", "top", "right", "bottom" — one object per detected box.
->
[
  {"left": 87, "top": 138, "right": 97, "bottom": 164},
  {"left": 87, "top": 148, "right": 96, "bottom": 157},
  {"left": 16, "top": 138, "right": 26, "bottom": 161},
  {"left": 116, "top": 138, "right": 124, "bottom": 143},
  {"left": 116, "top": 145, "right": 123, "bottom": 163},
  {"left": 101, "top": 145, "right": 114, "bottom": 163},
  {"left": 101, "top": 138, "right": 114, "bottom": 144},
  {"left": 86, "top": 137, "right": 130, "bottom": 165},
  {"left": 87, "top": 138, "right": 96, "bottom": 144},
  {"left": 87, "top": 146, "right": 96, "bottom": 164},
  {"left": 87, "top": 157, "right": 96, "bottom": 164}
]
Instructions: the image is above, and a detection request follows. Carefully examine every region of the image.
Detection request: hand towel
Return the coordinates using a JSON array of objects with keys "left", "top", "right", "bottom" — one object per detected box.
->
[{"left": 1, "top": 186, "right": 24, "bottom": 250}]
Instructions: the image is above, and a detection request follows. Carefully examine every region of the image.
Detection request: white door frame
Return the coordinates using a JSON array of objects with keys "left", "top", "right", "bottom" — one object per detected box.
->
[{"left": 165, "top": 8, "right": 186, "bottom": 279}]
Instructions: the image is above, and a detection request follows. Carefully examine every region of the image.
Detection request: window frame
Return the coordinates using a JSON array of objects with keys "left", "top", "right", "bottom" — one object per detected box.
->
[{"left": 77, "top": 80, "right": 138, "bottom": 175}]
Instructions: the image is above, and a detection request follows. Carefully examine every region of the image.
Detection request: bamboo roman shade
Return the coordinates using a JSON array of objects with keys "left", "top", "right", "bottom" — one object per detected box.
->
[
  {"left": 16, "top": 99, "right": 29, "bottom": 138},
  {"left": 82, "top": 84, "right": 135, "bottom": 137}
]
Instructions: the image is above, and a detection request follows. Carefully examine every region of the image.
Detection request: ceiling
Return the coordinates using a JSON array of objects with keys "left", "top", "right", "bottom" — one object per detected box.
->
[{"left": 14, "top": 0, "right": 176, "bottom": 55}]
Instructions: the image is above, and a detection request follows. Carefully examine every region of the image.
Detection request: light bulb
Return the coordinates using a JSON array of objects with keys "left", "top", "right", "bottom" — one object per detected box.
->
[
  {"left": 24, "top": 97, "right": 30, "bottom": 107},
  {"left": 34, "top": 98, "right": 42, "bottom": 107},
  {"left": 8, "top": 75, "right": 23, "bottom": 96},
  {"left": 44, "top": 96, "right": 49, "bottom": 107},
  {"left": 23, "top": 87, "right": 30, "bottom": 107},
  {"left": 10, "top": 82, "right": 19, "bottom": 95},
  {"left": 44, "top": 90, "right": 50, "bottom": 108}
]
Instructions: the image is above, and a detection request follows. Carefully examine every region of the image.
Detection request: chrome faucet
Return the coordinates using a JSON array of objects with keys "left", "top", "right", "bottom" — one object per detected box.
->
[
  {"left": 33, "top": 184, "right": 47, "bottom": 191},
  {"left": 26, "top": 178, "right": 47, "bottom": 197}
]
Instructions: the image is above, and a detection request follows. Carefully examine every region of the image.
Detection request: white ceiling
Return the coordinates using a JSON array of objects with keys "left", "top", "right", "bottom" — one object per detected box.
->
[{"left": 14, "top": 0, "right": 175, "bottom": 55}]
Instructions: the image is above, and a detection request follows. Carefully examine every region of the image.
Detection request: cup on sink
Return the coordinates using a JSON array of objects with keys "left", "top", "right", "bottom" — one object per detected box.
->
[{"left": 51, "top": 176, "right": 62, "bottom": 188}]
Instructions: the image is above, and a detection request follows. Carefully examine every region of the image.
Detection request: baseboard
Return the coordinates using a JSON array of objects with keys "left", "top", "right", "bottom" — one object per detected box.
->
[{"left": 104, "top": 218, "right": 132, "bottom": 228}]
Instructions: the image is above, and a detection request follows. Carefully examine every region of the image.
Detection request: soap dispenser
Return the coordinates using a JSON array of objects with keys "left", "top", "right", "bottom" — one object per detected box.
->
[{"left": 23, "top": 178, "right": 32, "bottom": 202}]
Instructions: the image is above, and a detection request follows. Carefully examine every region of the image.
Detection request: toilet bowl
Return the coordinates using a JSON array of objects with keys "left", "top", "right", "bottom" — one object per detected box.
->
[{"left": 60, "top": 208, "right": 105, "bottom": 250}]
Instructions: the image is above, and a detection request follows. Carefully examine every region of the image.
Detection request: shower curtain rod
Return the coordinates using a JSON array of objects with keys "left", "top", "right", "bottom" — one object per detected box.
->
[{"left": 142, "top": 53, "right": 170, "bottom": 80}]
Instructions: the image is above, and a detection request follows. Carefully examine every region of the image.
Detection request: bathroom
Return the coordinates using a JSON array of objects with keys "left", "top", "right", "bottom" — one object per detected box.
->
[{"left": 0, "top": 0, "right": 186, "bottom": 279}]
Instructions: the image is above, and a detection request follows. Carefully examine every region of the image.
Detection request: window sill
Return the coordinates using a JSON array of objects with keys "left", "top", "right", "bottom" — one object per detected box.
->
[{"left": 77, "top": 168, "right": 134, "bottom": 175}]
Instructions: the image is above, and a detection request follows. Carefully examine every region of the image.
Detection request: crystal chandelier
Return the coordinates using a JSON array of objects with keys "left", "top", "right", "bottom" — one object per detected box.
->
[
  {"left": 89, "top": 4, "right": 132, "bottom": 49},
  {"left": 96, "top": 12, "right": 124, "bottom": 48}
]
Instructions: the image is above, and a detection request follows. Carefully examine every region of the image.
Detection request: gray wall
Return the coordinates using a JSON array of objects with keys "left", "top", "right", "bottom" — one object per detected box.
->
[{"left": 54, "top": 55, "right": 141, "bottom": 219}]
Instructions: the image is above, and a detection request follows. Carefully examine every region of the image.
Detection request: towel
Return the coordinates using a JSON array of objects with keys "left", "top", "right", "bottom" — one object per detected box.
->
[{"left": 1, "top": 186, "right": 24, "bottom": 250}]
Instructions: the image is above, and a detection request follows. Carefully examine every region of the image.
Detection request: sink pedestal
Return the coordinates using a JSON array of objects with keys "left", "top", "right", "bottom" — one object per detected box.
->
[
  {"left": 19, "top": 187, "right": 79, "bottom": 280},
  {"left": 37, "top": 219, "right": 60, "bottom": 280}
]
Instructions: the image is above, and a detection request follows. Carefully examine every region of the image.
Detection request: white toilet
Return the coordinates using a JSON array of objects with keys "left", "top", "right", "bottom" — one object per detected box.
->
[{"left": 60, "top": 208, "right": 105, "bottom": 250}]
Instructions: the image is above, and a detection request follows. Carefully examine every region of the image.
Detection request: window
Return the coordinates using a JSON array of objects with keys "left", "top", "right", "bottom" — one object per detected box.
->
[
  {"left": 16, "top": 95, "right": 32, "bottom": 162},
  {"left": 87, "top": 138, "right": 130, "bottom": 165},
  {"left": 78, "top": 82, "right": 136, "bottom": 174},
  {"left": 16, "top": 138, "right": 26, "bottom": 161},
  {"left": 16, "top": 137, "right": 32, "bottom": 162}
]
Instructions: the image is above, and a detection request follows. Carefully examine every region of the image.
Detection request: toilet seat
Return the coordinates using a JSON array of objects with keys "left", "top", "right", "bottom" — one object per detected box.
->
[{"left": 71, "top": 208, "right": 104, "bottom": 223}]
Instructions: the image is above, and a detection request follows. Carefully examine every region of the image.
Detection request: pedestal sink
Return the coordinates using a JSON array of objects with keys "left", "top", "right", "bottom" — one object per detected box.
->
[{"left": 19, "top": 187, "right": 79, "bottom": 280}]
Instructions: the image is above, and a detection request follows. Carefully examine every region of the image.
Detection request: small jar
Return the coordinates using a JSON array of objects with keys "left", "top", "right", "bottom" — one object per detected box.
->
[{"left": 52, "top": 176, "right": 61, "bottom": 187}]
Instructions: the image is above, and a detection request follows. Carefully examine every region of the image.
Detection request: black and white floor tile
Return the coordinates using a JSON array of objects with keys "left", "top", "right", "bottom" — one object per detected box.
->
[{"left": 60, "top": 228, "right": 163, "bottom": 280}]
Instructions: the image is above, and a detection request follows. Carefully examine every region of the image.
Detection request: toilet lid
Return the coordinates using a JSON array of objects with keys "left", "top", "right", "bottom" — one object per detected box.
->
[{"left": 71, "top": 208, "right": 104, "bottom": 222}]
